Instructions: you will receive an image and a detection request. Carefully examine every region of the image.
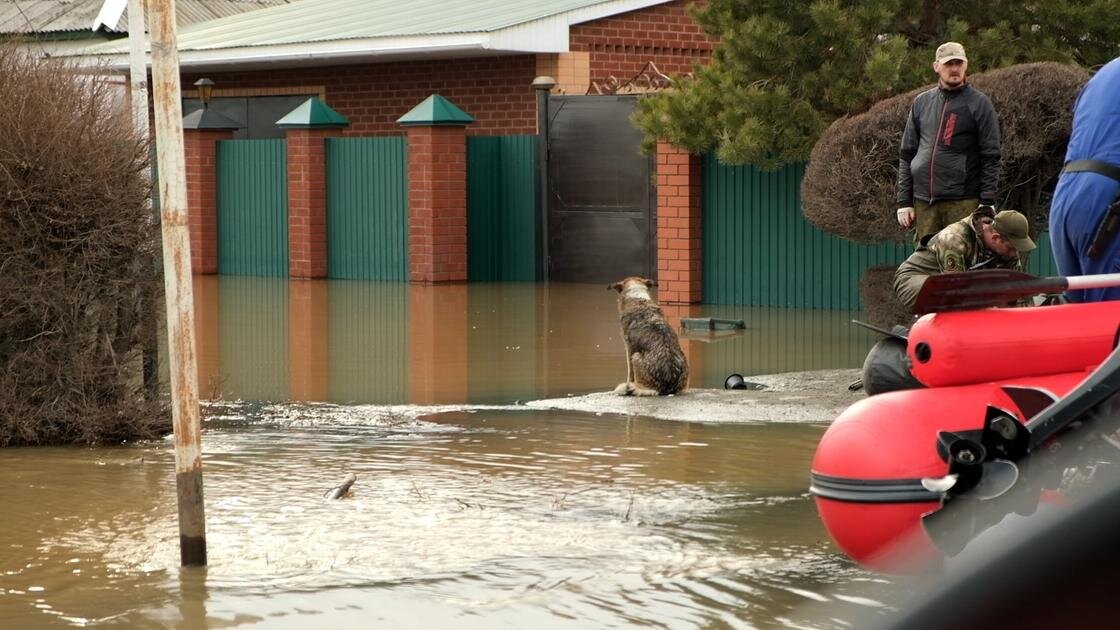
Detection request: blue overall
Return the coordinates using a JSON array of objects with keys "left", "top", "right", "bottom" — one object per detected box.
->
[{"left": 1049, "top": 57, "right": 1120, "bottom": 302}]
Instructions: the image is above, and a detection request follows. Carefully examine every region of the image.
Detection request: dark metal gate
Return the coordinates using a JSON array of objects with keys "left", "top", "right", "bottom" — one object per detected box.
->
[{"left": 545, "top": 95, "right": 654, "bottom": 283}]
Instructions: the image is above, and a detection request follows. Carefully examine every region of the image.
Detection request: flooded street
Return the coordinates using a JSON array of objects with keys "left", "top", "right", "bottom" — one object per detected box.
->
[{"left": 1, "top": 277, "right": 897, "bottom": 628}]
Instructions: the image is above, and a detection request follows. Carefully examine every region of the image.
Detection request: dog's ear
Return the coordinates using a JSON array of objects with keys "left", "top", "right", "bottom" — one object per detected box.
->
[
  {"left": 608, "top": 282, "right": 622, "bottom": 292},
  {"left": 646, "top": 279, "right": 658, "bottom": 288}
]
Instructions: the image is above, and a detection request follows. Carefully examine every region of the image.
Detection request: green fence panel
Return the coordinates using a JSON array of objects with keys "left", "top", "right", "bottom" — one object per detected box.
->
[
  {"left": 217, "top": 139, "right": 289, "bottom": 277},
  {"left": 467, "top": 135, "right": 537, "bottom": 281},
  {"left": 703, "top": 156, "right": 913, "bottom": 308},
  {"left": 1026, "top": 232, "right": 1059, "bottom": 277},
  {"left": 326, "top": 137, "right": 408, "bottom": 281}
]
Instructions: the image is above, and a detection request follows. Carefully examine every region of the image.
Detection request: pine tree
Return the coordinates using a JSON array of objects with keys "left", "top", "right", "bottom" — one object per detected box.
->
[{"left": 635, "top": 0, "right": 1120, "bottom": 168}]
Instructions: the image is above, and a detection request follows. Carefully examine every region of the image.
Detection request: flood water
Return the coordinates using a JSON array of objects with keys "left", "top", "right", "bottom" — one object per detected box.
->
[{"left": 1, "top": 277, "right": 899, "bottom": 628}]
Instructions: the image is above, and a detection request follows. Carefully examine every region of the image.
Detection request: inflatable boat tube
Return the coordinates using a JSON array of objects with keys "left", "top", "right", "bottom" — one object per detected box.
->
[
  {"left": 907, "top": 301, "right": 1120, "bottom": 388},
  {"left": 809, "top": 371, "right": 1088, "bottom": 574}
]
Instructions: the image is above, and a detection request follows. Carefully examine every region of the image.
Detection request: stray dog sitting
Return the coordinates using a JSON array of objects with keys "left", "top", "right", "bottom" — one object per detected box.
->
[{"left": 608, "top": 276, "right": 689, "bottom": 396}]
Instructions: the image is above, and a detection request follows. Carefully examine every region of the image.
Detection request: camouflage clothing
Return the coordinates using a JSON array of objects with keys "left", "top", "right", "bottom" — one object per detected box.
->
[
  {"left": 912, "top": 198, "right": 978, "bottom": 247},
  {"left": 894, "top": 209, "right": 1023, "bottom": 309}
]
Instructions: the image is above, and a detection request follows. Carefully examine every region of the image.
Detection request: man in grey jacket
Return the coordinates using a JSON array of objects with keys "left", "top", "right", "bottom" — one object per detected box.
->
[{"left": 896, "top": 42, "right": 1001, "bottom": 245}]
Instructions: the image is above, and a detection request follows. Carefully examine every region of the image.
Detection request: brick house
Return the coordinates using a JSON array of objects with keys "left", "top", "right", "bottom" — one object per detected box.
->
[{"left": 75, "top": 0, "right": 715, "bottom": 302}]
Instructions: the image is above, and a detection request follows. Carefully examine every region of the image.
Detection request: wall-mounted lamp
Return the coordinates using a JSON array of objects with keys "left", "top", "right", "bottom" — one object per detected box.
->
[{"left": 193, "top": 78, "right": 215, "bottom": 108}]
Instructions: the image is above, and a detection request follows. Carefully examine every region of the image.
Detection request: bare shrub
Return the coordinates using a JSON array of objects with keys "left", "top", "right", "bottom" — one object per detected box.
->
[
  {"left": 858, "top": 266, "right": 912, "bottom": 329},
  {"left": 803, "top": 62, "right": 1092, "bottom": 243},
  {"left": 0, "top": 47, "right": 167, "bottom": 446}
]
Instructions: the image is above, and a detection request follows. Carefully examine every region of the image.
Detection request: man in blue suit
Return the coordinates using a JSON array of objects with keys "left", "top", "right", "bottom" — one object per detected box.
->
[{"left": 1050, "top": 57, "right": 1120, "bottom": 302}]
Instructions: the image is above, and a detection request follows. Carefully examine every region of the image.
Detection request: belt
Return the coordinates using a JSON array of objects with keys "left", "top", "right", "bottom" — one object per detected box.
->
[{"left": 1063, "top": 159, "right": 1120, "bottom": 183}]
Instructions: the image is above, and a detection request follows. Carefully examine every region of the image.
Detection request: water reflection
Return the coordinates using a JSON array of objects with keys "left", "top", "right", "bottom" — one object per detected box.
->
[
  {"left": 0, "top": 276, "right": 893, "bottom": 628},
  {"left": 192, "top": 276, "right": 872, "bottom": 404}
]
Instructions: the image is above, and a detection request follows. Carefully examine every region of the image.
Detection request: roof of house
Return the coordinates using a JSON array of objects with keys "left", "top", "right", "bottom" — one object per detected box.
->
[
  {"left": 68, "top": 0, "right": 672, "bottom": 70},
  {"left": 0, "top": 0, "right": 291, "bottom": 35}
]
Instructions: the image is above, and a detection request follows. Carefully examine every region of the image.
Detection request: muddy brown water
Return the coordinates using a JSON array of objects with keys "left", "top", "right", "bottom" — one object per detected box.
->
[{"left": 0, "top": 277, "right": 906, "bottom": 628}]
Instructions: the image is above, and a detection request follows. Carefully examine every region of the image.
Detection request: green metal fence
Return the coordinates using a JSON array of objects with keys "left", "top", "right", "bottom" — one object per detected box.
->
[
  {"left": 467, "top": 135, "right": 537, "bottom": 281},
  {"left": 217, "top": 139, "right": 289, "bottom": 277},
  {"left": 700, "top": 155, "right": 1062, "bottom": 308},
  {"left": 326, "top": 137, "right": 408, "bottom": 280},
  {"left": 1025, "top": 234, "right": 1059, "bottom": 277}
]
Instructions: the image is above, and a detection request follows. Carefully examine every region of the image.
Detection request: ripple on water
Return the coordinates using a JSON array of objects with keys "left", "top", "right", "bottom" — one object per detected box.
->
[{"left": 0, "top": 401, "right": 886, "bottom": 628}]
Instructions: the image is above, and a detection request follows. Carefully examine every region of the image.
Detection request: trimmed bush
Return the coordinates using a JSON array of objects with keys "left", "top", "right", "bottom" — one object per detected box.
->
[
  {"left": 802, "top": 62, "right": 1091, "bottom": 243},
  {"left": 0, "top": 47, "right": 168, "bottom": 446}
]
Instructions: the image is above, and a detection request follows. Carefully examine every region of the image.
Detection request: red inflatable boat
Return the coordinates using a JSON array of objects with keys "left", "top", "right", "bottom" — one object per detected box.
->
[
  {"left": 811, "top": 371, "right": 1087, "bottom": 573},
  {"left": 812, "top": 299, "right": 1120, "bottom": 574},
  {"left": 907, "top": 301, "right": 1120, "bottom": 388}
]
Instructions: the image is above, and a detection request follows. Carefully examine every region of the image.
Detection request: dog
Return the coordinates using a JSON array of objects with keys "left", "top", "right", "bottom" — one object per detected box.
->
[{"left": 608, "top": 276, "right": 689, "bottom": 396}]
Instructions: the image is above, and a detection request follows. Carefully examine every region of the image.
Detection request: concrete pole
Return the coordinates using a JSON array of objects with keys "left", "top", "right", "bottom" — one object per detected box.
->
[
  {"left": 127, "top": 0, "right": 160, "bottom": 400},
  {"left": 147, "top": 0, "right": 207, "bottom": 566},
  {"left": 126, "top": 0, "right": 150, "bottom": 138}
]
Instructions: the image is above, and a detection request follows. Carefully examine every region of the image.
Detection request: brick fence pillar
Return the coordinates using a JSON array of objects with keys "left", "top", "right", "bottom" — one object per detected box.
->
[
  {"left": 277, "top": 98, "right": 350, "bottom": 278},
  {"left": 656, "top": 141, "right": 703, "bottom": 304},
  {"left": 398, "top": 95, "right": 475, "bottom": 283},
  {"left": 284, "top": 127, "right": 344, "bottom": 278},
  {"left": 183, "top": 128, "right": 235, "bottom": 274}
]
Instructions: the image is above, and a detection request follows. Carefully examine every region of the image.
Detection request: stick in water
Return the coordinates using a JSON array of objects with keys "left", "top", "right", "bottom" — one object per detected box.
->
[{"left": 325, "top": 473, "right": 357, "bottom": 500}]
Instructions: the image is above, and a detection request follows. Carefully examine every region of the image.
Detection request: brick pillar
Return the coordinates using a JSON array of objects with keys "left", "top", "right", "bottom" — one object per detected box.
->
[
  {"left": 656, "top": 141, "right": 703, "bottom": 304},
  {"left": 286, "top": 127, "right": 343, "bottom": 279},
  {"left": 404, "top": 126, "right": 469, "bottom": 283},
  {"left": 184, "top": 128, "right": 234, "bottom": 274}
]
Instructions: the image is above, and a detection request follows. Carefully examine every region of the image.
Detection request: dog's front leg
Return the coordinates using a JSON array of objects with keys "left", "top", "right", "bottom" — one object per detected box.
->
[{"left": 614, "top": 336, "right": 635, "bottom": 395}]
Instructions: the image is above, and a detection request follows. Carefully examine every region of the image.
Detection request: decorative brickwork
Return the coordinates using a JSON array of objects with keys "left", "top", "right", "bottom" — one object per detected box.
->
[
  {"left": 403, "top": 125, "right": 469, "bottom": 283},
  {"left": 571, "top": 0, "right": 714, "bottom": 88},
  {"left": 286, "top": 127, "right": 343, "bottom": 278},
  {"left": 184, "top": 128, "right": 234, "bottom": 274},
  {"left": 656, "top": 141, "right": 702, "bottom": 304}
]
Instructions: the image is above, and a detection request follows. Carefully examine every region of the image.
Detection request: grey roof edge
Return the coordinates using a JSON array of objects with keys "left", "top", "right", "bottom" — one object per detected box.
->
[{"left": 63, "top": 0, "right": 674, "bottom": 61}]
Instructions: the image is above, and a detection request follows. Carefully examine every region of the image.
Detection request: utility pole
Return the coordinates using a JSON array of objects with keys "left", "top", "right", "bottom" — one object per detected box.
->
[
  {"left": 126, "top": 0, "right": 160, "bottom": 400},
  {"left": 147, "top": 0, "right": 207, "bottom": 566},
  {"left": 126, "top": 0, "right": 149, "bottom": 137}
]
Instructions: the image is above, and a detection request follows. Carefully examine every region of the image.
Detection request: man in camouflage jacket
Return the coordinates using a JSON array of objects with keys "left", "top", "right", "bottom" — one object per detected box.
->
[{"left": 894, "top": 209, "right": 1037, "bottom": 310}]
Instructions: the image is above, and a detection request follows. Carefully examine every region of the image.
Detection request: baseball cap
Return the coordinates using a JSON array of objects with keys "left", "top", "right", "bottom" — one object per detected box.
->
[
  {"left": 935, "top": 42, "right": 967, "bottom": 63},
  {"left": 992, "top": 210, "right": 1037, "bottom": 253}
]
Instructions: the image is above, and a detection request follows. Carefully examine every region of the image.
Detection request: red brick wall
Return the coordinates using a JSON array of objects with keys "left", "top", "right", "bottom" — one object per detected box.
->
[
  {"left": 183, "top": 129, "right": 233, "bottom": 274},
  {"left": 406, "top": 126, "right": 468, "bottom": 283},
  {"left": 571, "top": 0, "right": 714, "bottom": 85},
  {"left": 186, "top": 56, "right": 538, "bottom": 137},
  {"left": 287, "top": 128, "right": 340, "bottom": 278},
  {"left": 656, "top": 141, "right": 702, "bottom": 304}
]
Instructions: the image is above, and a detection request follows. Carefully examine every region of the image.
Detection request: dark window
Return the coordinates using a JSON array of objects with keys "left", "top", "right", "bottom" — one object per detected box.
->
[{"left": 182, "top": 94, "right": 317, "bottom": 139}]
